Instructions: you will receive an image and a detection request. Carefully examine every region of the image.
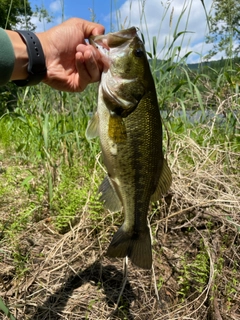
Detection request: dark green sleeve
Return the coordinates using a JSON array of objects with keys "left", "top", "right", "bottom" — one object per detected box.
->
[{"left": 0, "top": 28, "right": 15, "bottom": 86}]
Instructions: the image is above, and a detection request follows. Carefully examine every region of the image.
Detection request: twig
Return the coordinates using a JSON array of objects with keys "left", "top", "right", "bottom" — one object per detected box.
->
[
  {"left": 158, "top": 199, "right": 239, "bottom": 223},
  {"left": 116, "top": 256, "right": 128, "bottom": 308},
  {"left": 148, "top": 216, "right": 161, "bottom": 306}
]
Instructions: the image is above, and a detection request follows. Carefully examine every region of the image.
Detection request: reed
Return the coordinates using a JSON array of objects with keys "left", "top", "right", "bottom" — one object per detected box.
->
[{"left": 0, "top": 1, "right": 239, "bottom": 319}]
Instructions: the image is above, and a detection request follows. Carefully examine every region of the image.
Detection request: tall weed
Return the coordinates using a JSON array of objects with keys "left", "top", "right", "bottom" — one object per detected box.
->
[{"left": 0, "top": 2, "right": 239, "bottom": 319}]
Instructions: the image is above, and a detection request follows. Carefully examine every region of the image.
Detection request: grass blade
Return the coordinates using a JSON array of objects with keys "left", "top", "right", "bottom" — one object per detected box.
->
[{"left": 0, "top": 297, "right": 16, "bottom": 320}]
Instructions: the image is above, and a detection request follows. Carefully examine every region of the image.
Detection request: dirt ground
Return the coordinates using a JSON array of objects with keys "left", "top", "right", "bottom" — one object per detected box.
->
[{"left": 0, "top": 135, "right": 240, "bottom": 320}]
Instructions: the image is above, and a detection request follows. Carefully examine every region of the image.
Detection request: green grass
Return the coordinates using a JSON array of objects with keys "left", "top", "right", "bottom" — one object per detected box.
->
[
  {"left": 177, "top": 241, "right": 210, "bottom": 300},
  {"left": 0, "top": 297, "right": 16, "bottom": 320},
  {"left": 0, "top": 1, "right": 239, "bottom": 319},
  {"left": 0, "top": 6, "right": 238, "bottom": 266}
]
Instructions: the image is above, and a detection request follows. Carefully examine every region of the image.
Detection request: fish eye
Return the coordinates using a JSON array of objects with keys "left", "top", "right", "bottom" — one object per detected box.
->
[{"left": 134, "top": 48, "right": 144, "bottom": 58}]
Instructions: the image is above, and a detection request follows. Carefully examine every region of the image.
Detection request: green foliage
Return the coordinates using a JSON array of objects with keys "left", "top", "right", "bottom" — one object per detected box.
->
[
  {"left": 33, "top": 4, "right": 53, "bottom": 25},
  {"left": 0, "top": 166, "right": 39, "bottom": 235},
  {"left": 0, "top": 15, "right": 239, "bottom": 245},
  {"left": 178, "top": 244, "right": 210, "bottom": 300},
  {"left": 0, "top": 2, "right": 239, "bottom": 319},
  {"left": 0, "top": 82, "right": 19, "bottom": 116},
  {"left": 0, "top": 83, "right": 103, "bottom": 235},
  {"left": 52, "top": 164, "right": 103, "bottom": 233},
  {"left": 0, "top": 297, "right": 16, "bottom": 320},
  {"left": 206, "top": 0, "right": 240, "bottom": 59},
  {"left": 0, "top": 0, "right": 33, "bottom": 29}
]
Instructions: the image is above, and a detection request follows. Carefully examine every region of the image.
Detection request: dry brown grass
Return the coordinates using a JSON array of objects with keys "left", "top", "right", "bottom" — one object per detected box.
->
[{"left": 0, "top": 129, "right": 239, "bottom": 320}]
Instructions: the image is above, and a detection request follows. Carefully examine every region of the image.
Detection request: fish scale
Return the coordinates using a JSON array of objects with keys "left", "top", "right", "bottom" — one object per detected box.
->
[{"left": 86, "top": 27, "right": 172, "bottom": 269}]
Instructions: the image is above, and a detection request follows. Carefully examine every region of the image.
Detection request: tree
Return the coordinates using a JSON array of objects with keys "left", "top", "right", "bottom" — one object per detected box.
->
[
  {"left": 33, "top": 5, "right": 54, "bottom": 31},
  {"left": 0, "top": 0, "right": 33, "bottom": 30},
  {"left": 205, "top": 0, "right": 240, "bottom": 59}
]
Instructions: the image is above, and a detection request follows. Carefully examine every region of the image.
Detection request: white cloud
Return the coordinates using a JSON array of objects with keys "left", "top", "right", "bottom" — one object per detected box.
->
[
  {"left": 50, "top": 0, "right": 62, "bottom": 13},
  {"left": 29, "top": 0, "right": 65, "bottom": 33},
  {"left": 108, "top": 0, "right": 214, "bottom": 63},
  {"left": 30, "top": 15, "right": 45, "bottom": 32},
  {"left": 28, "top": 14, "right": 56, "bottom": 32}
]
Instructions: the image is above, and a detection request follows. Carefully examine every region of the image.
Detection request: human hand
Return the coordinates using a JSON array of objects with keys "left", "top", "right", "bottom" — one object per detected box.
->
[{"left": 37, "top": 18, "right": 105, "bottom": 92}]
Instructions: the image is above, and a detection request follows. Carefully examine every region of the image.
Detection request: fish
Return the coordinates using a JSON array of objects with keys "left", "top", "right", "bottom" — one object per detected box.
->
[{"left": 86, "top": 27, "right": 172, "bottom": 269}]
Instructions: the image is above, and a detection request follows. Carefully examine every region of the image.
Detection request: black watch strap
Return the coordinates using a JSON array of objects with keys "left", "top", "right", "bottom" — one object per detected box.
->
[{"left": 13, "top": 30, "right": 47, "bottom": 87}]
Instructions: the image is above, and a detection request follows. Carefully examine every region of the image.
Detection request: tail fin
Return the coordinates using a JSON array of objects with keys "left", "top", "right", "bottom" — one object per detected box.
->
[{"left": 106, "top": 226, "right": 152, "bottom": 269}]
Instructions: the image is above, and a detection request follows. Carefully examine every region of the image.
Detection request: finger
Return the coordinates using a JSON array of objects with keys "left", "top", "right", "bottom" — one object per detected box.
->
[
  {"left": 76, "top": 43, "right": 88, "bottom": 52},
  {"left": 82, "top": 21, "right": 105, "bottom": 38},
  {"left": 92, "top": 26, "right": 105, "bottom": 36},
  {"left": 76, "top": 44, "right": 110, "bottom": 70},
  {"left": 76, "top": 45, "right": 103, "bottom": 79},
  {"left": 75, "top": 51, "right": 91, "bottom": 90},
  {"left": 83, "top": 49, "right": 102, "bottom": 82}
]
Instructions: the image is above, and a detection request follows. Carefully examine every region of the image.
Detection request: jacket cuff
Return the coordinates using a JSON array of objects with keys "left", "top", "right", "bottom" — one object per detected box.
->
[{"left": 0, "top": 28, "right": 15, "bottom": 86}]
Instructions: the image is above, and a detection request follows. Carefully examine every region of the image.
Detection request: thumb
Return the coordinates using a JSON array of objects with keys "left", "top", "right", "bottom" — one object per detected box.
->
[{"left": 82, "top": 22, "right": 105, "bottom": 38}]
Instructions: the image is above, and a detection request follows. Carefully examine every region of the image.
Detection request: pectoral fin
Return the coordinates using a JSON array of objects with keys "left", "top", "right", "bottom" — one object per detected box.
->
[
  {"left": 151, "top": 159, "right": 172, "bottom": 202},
  {"left": 85, "top": 112, "right": 99, "bottom": 140},
  {"left": 99, "top": 176, "right": 122, "bottom": 212}
]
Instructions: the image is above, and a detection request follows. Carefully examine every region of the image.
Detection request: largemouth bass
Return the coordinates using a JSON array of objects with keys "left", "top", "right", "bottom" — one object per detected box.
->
[{"left": 86, "top": 27, "right": 172, "bottom": 269}]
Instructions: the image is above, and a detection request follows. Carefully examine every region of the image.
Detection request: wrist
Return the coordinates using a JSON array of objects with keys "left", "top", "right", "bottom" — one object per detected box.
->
[
  {"left": 7, "top": 30, "right": 29, "bottom": 81},
  {"left": 11, "top": 31, "right": 47, "bottom": 86},
  {"left": 35, "top": 32, "right": 48, "bottom": 73}
]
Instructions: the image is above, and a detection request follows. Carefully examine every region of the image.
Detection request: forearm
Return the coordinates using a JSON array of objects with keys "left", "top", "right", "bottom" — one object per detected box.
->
[
  {"left": 0, "top": 18, "right": 105, "bottom": 91},
  {"left": 1, "top": 29, "right": 46, "bottom": 86},
  {"left": 0, "top": 28, "right": 29, "bottom": 86},
  {"left": 6, "top": 30, "right": 29, "bottom": 81}
]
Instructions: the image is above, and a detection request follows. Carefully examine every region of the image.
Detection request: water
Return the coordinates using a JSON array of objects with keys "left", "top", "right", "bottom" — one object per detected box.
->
[{"left": 161, "top": 109, "right": 227, "bottom": 125}]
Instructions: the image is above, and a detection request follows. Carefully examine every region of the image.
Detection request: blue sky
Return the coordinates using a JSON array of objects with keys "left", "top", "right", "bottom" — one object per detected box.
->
[
  {"left": 29, "top": 0, "right": 126, "bottom": 32},
  {"left": 28, "top": 0, "right": 219, "bottom": 63}
]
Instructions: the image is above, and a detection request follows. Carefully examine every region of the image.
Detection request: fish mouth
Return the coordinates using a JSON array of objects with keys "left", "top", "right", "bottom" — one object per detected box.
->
[
  {"left": 89, "top": 27, "right": 137, "bottom": 50},
  {"left": 89, "top": 27, "right": 138, "bottom": 70}
]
